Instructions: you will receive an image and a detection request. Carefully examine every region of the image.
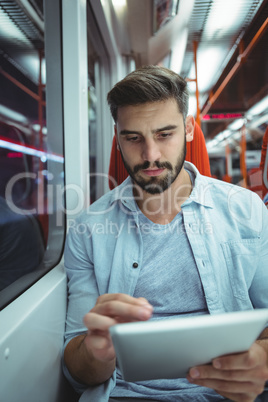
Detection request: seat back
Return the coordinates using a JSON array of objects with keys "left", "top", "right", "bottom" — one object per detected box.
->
[
  {"left": 260, "top": 126, "right": 268, "bottom": 204},
  {"left": 185, "top": 122, "right": 211, "bottom": 177}
]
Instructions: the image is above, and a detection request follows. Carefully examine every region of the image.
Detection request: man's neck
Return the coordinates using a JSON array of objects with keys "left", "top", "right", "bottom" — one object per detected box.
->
[{"left": 134, "top": 168, "right": 192, "bottom": 224}]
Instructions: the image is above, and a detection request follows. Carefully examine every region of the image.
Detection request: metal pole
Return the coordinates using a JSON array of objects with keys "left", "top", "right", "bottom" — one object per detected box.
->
[{"left": 193, "top": 41, "right": 201, "bottom": 126}]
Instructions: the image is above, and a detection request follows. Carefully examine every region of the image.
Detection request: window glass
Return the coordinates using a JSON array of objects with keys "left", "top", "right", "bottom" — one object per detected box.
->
[
  {"left": 88, "top": 77, "right": 97, "bottom": 203},
  {"left": 87, "top": 3, "right": 111, "bottom": 203},
  {"left": 0, "top": 0, "right": 65, "bottom": 308}
]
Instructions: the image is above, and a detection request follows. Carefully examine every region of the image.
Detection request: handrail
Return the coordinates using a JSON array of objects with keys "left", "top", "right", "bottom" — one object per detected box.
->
[
  {"left": 0, "top": 67, "right": 46, "bottom": 106},
  {"left": 201, "top": 18, "right": 268, "bottom": 117}
]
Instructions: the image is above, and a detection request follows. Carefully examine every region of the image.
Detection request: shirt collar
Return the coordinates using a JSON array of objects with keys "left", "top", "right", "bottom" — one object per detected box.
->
[
  {"left": 109, "top": 176, "right": 138, "bottom": 212},
  {"left": 184, "top": 162, "right": 214, "bottom": 208}
]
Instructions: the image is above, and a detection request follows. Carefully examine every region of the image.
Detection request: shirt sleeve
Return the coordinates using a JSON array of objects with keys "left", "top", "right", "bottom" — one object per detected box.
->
[
  {"left": 62, "top": 218, "right": 99, "bottom": 392},
  {"left": 249, "top": 198, "right": 268, "bottom": 309}
]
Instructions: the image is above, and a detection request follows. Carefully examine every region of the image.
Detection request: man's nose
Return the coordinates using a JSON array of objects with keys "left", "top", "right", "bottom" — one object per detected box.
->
[{"left": 141, "top": 139, "right": 161, "bottom": 162}]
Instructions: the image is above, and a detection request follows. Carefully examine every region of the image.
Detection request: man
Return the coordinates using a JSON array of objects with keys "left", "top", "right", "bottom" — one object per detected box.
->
[{"left": 63, "top": 66, "right": 268, "bottom": 401}]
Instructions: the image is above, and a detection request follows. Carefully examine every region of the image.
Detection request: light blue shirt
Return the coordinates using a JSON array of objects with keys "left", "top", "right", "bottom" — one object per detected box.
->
[{"left": 63, "top": 162, "right": 268, "bottom": 401}]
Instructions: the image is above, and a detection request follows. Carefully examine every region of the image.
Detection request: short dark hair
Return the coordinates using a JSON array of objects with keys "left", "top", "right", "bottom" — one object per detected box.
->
[{"left": 107, "top": 65, "right": 189, "bottom": 123}]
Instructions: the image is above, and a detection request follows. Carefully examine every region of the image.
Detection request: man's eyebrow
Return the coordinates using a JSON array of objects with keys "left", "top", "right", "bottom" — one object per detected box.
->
[
  {"left": 153, "top": 124, "right": 177, "bottom": 133},
  {"left": 119, "top": 129, "right": 141, "bottom": 136},
  {"left": 119, "top": 125, "right": 178, "bottom": 136}
]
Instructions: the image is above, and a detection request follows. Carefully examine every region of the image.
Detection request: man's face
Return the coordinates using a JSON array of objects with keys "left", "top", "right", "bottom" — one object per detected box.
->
[{"left": 115, "top": 98, "right": 194, "bottom": 194}]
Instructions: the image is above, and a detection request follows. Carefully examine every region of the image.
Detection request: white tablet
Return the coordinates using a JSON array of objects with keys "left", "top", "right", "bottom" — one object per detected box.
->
[{"left": 109, "top": 309, "right": 268, "bottom": 382}]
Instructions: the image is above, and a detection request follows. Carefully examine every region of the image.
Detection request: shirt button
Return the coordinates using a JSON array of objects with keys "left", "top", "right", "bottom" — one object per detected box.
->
[{"left": 132, "top": 262, "right": 139, "bottom": 268}]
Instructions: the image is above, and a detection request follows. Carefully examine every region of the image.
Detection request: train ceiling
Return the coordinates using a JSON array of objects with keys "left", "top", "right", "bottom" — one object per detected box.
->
[
  {"left": 113, "top": 0, "right": 268, "bottom": 138},
  {"left": 0, "top": 0, "right": 267, "bottom": 140}
]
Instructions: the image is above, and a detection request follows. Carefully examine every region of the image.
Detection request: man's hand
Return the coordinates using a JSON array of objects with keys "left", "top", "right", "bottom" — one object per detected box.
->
[
  {"left": 187, "top": 342, "right": 268, "bottom": 402},
  {"left": 64, "top": 293, "right": 153, "bottom": 386},
  {"left": 83, "top": 293, "right": 153, "bottom": 363}
]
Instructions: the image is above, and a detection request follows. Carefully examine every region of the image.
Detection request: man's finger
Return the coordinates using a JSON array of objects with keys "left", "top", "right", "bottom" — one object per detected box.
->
[
  {"left": 84, "top": 312, "right": 117, "bottom": 331},
  {"left": 91, "top": 299, "right": 153, "bottom": 321},
  {"left": 212, "top": 343, "right": 268, "bottom": 371},
  {"left": 84, "top": 333, "right": 116, "bottom": 362},
  {"left": 189, "top": 364, "right": 267, "bottom": 382},
  {"left": 96, "top": 293, "right": 152, "bottom": 307}
]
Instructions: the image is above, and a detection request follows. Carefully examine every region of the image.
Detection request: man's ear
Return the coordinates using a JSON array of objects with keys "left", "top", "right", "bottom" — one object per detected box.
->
[
  {"left": 185, "top": 115, "right": 195, "bottom": 143},
  {"left": 114, "top": 125, "right": 120, "bottom": 150}
]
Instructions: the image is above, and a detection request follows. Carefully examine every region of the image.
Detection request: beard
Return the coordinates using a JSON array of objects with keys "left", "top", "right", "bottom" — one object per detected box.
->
[{"left": 119, "top": 135, "right": 187, "bottom": 194}]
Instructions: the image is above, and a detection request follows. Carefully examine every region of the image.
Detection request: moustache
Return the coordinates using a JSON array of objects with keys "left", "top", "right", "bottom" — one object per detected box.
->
[{"left": 133, "top": 161, "right": 173, "bottom": 174}]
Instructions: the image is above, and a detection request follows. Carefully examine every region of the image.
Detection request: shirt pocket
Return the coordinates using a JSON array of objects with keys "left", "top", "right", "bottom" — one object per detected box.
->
[{"left": 220, "top": 238, "right": 261, "bottom": 300}]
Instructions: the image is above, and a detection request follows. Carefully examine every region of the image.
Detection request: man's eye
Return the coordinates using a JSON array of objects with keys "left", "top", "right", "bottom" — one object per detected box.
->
[
  {"left": 126, "top": 136, "right": 140, "bottom": 142},
  {"left": 159, "top": 133, "right": 171, "bottom": 139}
]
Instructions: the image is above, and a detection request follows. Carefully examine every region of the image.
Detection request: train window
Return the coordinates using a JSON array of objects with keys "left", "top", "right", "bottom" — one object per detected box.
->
[
  {"left": 88, "top": 77, "right": 97, "bottom": 203},
  {"left": 153, "top": 0, "right": 179, "bottom": 33},
  {"left": 0, "top": 0, "right": 65, "bottom": 309}
]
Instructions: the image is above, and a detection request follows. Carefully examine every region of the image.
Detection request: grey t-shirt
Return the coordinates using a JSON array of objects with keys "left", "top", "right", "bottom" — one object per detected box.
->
[{"left": 133, "top": 209, "right": 208, "bottom": 319}]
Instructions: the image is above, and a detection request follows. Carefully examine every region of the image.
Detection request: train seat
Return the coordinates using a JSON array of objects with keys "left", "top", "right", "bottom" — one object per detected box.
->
[
  {"left": 108, "top": 121, "right": 211, "bottom": 190},
  {"left": 247, "top": 126, "right": 268, "bottom": 203},
  {"left": 260, "top": 126, "right": 268, "bottom": 204}
]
